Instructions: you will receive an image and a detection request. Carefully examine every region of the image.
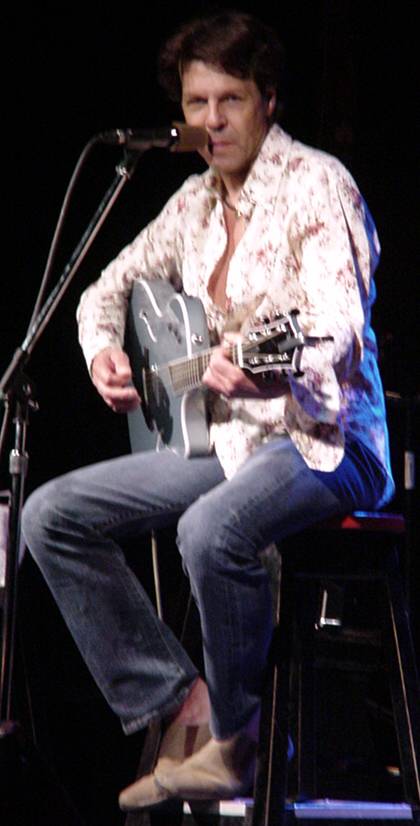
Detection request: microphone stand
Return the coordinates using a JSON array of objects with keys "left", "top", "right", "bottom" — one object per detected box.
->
[{"left": 0, "top": 146, "right": 140, "bottom": 818}]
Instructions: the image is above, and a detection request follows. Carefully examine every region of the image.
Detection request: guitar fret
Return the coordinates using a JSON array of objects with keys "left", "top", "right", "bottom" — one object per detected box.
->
[
  {"left": 192, "top": 356, "right": 198, "bottom": 387},
  {"left": 169, "top": 350, "right": 213, "bottom": 394}
]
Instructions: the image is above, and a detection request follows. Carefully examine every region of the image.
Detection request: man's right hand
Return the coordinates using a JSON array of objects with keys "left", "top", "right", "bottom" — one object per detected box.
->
[{"left": 91, "top": 347, "right": 141, "bottom": 413}]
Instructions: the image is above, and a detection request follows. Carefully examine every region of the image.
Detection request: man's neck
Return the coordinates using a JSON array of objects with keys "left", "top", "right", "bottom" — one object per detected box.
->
[{"left": 220, "top": 176, "right": 244, "bottom": 209}]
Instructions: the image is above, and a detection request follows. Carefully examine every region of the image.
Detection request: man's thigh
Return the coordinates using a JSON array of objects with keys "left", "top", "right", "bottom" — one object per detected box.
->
[
  {"left": 179, "top": 436, "right": 377, "bottom": 553},
  {"left": 24, "top": 449, "right": 226, "bottom": 541}
]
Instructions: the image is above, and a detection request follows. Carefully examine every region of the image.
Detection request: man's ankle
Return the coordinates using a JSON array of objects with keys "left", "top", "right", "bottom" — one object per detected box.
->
[{"left": 172, "top": 677, "right": 211, "bottom": 727}]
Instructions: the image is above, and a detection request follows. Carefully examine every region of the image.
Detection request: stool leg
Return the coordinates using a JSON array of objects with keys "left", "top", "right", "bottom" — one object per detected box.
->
[
  {"left": 384, "top": 549, "right": 420, "bottom": 813},
  {"left": 252, "top": 561, "right": 293, "bottom": 826},
  {"left": 296, "top": 579, "right": 319, "bottom": 800}
]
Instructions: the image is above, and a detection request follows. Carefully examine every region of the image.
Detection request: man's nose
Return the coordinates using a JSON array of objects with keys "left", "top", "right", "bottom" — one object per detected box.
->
[{"left": 206, "top": 101, "right": 226, "bottom": 130}]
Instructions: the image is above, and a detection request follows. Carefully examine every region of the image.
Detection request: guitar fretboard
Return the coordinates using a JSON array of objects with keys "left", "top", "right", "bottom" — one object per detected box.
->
[{"left": 168, "top": 344, "right": 240, "bottom": 395}]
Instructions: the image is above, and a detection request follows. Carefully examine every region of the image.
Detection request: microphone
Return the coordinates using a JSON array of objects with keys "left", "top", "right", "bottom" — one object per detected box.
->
[{"left": 96, "top": 122, "right": 208, "bottom": 153}]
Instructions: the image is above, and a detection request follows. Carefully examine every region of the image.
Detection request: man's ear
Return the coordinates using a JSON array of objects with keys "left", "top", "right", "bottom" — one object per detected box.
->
[{"left": 265, "top": 88, "right": 277, "bottom": 119}]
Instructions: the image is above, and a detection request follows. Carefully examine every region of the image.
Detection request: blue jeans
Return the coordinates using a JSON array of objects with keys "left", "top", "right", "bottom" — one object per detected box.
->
[{"left": 22, "top": 435, "right": 386, "bottom": 739}]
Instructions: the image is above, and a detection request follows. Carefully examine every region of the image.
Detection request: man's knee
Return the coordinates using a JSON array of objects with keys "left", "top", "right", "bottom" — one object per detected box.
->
[
  {"left": 177, "top": 498, "right": 247, "bottom": 581},
  {"left": 22, "top": 476, "right": 74, "bottom": 554},
  {"left": 177, "top": 501, "right": 221, "bottom": 576}
]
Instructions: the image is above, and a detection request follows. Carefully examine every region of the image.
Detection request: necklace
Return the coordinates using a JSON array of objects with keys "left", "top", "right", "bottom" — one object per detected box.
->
[
  {"left": 222, "top": 195, "right": 241, "bottom": 218},
  {"left": 223, "top": 196, "right": 236, "bottom": 210}
]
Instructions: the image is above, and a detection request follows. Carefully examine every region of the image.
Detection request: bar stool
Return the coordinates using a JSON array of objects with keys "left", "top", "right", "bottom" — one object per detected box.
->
[{"left": 252, "top": 511, "right": 420, "bottom": 826}]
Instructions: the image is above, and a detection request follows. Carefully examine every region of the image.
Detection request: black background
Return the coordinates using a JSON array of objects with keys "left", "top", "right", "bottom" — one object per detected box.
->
[{"left": 1, "top": 3, "right": 419, "bottom": 824}]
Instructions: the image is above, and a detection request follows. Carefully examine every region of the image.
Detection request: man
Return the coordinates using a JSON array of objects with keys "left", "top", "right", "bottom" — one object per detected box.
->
[{"left": 22, "top": 9, "right": 394, "bottom": 811}]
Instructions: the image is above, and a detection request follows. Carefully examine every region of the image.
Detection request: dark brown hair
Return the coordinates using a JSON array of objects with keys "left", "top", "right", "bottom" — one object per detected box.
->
[{"left": 158, "top": 9, "right": 285, "bottom": 115}]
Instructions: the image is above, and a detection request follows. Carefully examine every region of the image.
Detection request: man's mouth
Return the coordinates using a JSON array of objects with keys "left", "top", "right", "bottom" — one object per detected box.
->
[{"left": 209, "top": 139, "right": 231, "bottom": 153}]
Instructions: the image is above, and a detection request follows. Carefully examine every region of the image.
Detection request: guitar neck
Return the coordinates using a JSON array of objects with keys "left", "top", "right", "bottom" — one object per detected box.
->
[{"left": 167, "top": 344, "right": 239, "bottom": 395}]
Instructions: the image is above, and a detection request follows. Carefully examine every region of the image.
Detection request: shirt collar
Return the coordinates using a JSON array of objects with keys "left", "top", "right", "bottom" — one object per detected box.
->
[{"left": 203, "top": 124, "right": 293, "bottom": 218}]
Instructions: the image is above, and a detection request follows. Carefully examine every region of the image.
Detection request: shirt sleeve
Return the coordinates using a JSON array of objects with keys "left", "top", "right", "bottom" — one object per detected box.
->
[
  {"left": 284, "top": 160, "right": 380, "bottom": 426},
  {"left": 76, "top": 181, "right": 193, "bottom": 370}
]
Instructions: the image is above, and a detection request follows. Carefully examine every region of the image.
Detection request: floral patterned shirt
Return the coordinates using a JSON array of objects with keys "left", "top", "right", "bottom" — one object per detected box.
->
[{"left": 77, "top": 125, "right": 394, "bottom": 506}]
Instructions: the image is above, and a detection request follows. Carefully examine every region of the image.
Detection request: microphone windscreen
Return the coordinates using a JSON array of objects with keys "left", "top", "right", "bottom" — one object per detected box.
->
[{"left": 171, "top": 122, "right": 208, "bottom": 152}]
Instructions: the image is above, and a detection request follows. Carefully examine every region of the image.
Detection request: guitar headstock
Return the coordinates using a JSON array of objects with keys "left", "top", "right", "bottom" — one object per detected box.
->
[{"left": 239, "top": 309, "right": 306, "bottom": 376}]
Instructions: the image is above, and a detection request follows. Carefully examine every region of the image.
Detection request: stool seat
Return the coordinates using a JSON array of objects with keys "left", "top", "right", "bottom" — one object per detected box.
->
[
  {"left": 317, "top": 510, "right": 405, "bottom": 533},
  {"left": 252, "top": 511, "right": 420, "bottom": 826}
]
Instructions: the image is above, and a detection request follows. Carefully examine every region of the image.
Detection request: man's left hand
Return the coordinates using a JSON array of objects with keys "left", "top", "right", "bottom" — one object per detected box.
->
[{"left": 202, "top": 338, "right": 289, "bottom": 400}]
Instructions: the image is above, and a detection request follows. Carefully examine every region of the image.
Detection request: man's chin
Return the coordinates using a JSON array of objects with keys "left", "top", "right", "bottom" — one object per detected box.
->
[{"left": 206, "top": 153, "right": 244, "bottom": 175}]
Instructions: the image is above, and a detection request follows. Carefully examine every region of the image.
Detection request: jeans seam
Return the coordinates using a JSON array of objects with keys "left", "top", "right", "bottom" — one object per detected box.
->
[{"left": 91, "top": 503, "right": 187, "bottom": 535}]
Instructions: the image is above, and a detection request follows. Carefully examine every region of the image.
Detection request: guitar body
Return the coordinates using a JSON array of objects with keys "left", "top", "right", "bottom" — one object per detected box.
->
[{"left": 126, "top": 279, "right": 211, "bottom": 457}]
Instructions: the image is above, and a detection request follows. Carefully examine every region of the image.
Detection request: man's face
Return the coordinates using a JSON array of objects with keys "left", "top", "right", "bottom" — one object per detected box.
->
[{"left": 181, "top": 60, "right": 275, "bottom": 190}]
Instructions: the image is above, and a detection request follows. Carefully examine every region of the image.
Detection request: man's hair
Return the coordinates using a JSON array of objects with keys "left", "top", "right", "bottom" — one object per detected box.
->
[{"left": 158, "top": 9, "right": 285, "bottom": 115}]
